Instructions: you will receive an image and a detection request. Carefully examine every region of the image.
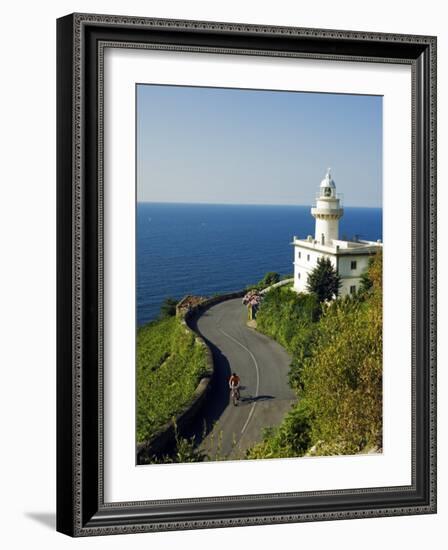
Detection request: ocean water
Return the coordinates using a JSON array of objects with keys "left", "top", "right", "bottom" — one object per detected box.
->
[{"left": 137, "top": 203, "right": 382, "bottom": 326}]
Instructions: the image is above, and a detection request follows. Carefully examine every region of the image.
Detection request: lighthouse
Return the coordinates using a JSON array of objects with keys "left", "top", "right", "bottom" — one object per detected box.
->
[
  {"left": 292, "top": 169, "right": 382, "bottom": 297},
  {"left": 310, "top": 168, "right": 343, "bottom": 246}
]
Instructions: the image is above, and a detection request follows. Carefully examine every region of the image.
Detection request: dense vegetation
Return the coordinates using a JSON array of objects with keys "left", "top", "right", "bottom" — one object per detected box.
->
[
  {"left": 136, "top": 316, "right": 208, "bottom": 444},
  {"left": 248, "top": 252, "right": 382, "bottom": 458}
]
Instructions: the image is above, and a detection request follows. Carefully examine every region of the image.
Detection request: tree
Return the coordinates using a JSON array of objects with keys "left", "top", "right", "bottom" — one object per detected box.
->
[
  {"left": 359, "top": 251, "right": 382, "bottom": 295},
  {"left": 306, "top": 257, "right": 341, "bottom": 302},
  {"left": 262, "top": 271, "right": 280, "bottom": 287},
  {"left": 159, "top": 297, "right": 178, "bottom": 318}
]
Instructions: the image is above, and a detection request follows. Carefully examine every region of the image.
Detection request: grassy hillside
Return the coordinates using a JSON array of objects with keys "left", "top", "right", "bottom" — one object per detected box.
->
[
  {"left": 136, "top": 316, "right": 208, "bottom": 444},
  {"left": 248, "top": 252, "right": 383, "bottom": 459}
]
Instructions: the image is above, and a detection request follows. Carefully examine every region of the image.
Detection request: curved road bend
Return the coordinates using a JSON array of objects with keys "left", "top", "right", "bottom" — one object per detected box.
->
[{"left": 188, "top": 298, "right": 296, "bottom": 460}]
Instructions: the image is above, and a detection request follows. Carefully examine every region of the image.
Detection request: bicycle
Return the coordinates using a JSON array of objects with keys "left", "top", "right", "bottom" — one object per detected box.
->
[{"left": 230, "top": 385, "right": 240, "bottom": 406}]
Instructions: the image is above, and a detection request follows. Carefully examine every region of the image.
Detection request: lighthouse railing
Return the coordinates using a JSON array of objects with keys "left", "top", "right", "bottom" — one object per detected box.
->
[{"left": 314, "top": 192, "right": 344, "bottom": 205}]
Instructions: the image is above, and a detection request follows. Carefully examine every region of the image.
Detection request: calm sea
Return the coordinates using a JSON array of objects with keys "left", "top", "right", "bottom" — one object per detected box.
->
[{"left": 137, "top": 203, "right": 382, "bottom": 326}]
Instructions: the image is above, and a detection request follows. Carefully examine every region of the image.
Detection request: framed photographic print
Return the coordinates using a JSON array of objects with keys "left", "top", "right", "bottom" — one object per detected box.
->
[{"left": 56, "top": 13, "right": 437, "bottom": 536}]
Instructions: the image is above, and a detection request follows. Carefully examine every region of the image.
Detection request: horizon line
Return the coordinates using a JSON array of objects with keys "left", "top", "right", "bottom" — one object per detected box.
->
[{"left": 137, "top": 200, "right": 382, "bottom": 209}]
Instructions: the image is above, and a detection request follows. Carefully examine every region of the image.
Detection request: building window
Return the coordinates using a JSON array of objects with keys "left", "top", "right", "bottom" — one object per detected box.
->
[
  {"left": 298, "top": 272, "right": 301, "bottom": 279},
  {"left": 350, "top": 285, "right": 356, "bottom": 294},
  {"left": 351, "top": 260, "right": 357, "bottom": 270},
  {"left": 307, "top": 254, "right": 310, "bottom": 262},
  {"left": 298, "top": 251, "right": 301, "bottom": 259}
]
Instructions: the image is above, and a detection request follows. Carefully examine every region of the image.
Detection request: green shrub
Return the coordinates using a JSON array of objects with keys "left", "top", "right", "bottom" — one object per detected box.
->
[
  {"left": 159, "top": 296, "right": 178, "bottom": 318},
  {"left": 247, "top": 401, "right": 312, "bottom": 459},
  {"left": 261, "top": 271, "right": 280, "bottom": 286},
  {"left": 245, "top": 271, "right": 284, "bottom": 292}
]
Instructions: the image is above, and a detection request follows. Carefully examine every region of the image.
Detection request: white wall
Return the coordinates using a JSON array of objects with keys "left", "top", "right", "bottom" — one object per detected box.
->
[
  {"left": 293, "top": 244, "right": 337, "bottom": 292},
  {"left": 315, "top": 215, "right": 340, "bottom": 242},
  {"left": 338, "top": 255, "right": 371, "bottom": 279},
  {"left": 0, "top": 1, "right": 445, "bottom": 549}
]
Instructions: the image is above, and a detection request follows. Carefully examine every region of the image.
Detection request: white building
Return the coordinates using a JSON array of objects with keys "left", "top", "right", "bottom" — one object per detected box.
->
[{"left": 292, "top": 169, "right": 382, "bottom": 297}]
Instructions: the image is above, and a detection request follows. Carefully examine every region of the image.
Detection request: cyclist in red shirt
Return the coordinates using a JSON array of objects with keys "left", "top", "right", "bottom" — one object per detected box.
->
[{"left": 229, "top": 372, "right": 241, "bottom": 405}]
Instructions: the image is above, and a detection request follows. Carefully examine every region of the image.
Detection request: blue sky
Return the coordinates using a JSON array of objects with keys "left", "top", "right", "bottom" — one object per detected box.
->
[{"left": 137, "top": 84, "right": 382, "bottom": 207}]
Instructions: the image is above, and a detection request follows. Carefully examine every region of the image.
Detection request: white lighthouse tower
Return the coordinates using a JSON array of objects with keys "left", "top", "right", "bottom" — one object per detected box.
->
[
  {"left": 311, "top": 168, "right": 343, "bottom": 246},
  {"left": 292, "top": 169, "right": 382, "bottom": 296}
]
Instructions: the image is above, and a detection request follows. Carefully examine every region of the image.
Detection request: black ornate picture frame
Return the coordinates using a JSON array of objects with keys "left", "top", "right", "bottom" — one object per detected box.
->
[{"left": 56, "top": 13, "right": 437, "bottom": 537}]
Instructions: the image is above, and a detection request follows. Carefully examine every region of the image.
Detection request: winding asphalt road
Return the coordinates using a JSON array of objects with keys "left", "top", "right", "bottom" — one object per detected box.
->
[{"left": 188, "top": 298, "right": 296, "bottom": 459}]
